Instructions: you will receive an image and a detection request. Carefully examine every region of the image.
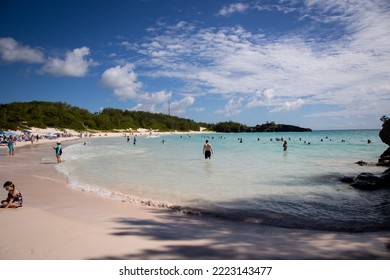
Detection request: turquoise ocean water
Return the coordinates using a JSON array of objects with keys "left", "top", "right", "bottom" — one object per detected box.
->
[{"left": 56, "top": 130, "right": 390, "bottom": 232}]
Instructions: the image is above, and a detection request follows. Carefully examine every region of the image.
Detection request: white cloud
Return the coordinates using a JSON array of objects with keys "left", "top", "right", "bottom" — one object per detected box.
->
[
  {"left": 101, "top": 64, "right": 194, "bottom": 115},
  {"left": 0, "top": 39, "right": 98, "bottom": 78},
  {"left": 131, "top": 0, "right": 390, "bottom": 120},
  {"left": 170, "top": 96, "right": 195, "bottom": 114},
  {"left": 194, "top": 107, "right": 205, "bottom": 112},
  {"left": 271, "top": 98, "right": 305, "bottom": 112},
  {"left": 0, "top": 37, "right": 45, "bottom": 63},
  {"left": 218, "top": 3, "right": 250, "bottom": 16},
  {"left": 139, "top": 90, "right": 171, "bottom": 103},
  {"left": 41, "top": 47, "right": 95, "bottom": 77},
  {"left": 130, "top": 95, "right": 194, "bottom": 115},
  {"left": 215, "top": 97, "right": 244, "bottom": 117},
  {"left": 101, "top": 63, "right": 142, "bottom": 100},
  {"left": 135, "top": 90, "right": 172, "bottom": 112},
  {"left": 247, "top": 89, "right": 274, "bottom": 108}
]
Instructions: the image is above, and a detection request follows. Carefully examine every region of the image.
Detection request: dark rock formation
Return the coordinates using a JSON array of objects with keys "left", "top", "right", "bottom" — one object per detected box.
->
[
  {"left": 345, "top": 171, "right": 389, "bottom": 190},
  {"left": 355, "top": 160, "right": 377, "bottom": 166},
  {"left": 379, "top": 116, "right": 390, "bottom": 145},
  {"left": 378, "top": 147, "right": 390, "bottom": 166},
  {"left": 346, "top": 116, "right": 390, "bottom": 190},
  {"left": 380, "top": 168, "right": 390, "bottom": 186},
  {"left": 378, "top": 116, "right": 390, "bottom": 166},
  {"left": 350, "top": 173, "right": 382, "bottom": 190},
  {"left": 340, "top": 176, "right": 354, "bottom": 184}
]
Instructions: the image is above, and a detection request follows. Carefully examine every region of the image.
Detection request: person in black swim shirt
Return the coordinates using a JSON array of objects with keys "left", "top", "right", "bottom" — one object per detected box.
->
[{"left": 203, "top": 140, "right": 213, "bottom": 159}]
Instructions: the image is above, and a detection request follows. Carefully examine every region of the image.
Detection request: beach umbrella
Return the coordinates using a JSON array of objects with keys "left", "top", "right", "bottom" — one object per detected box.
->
[
  {"left": 4, "top": 132, "right": 20, "bottom": 140},
  {"left": 22, "top": 130, "right": 31, "bottom": 133}
]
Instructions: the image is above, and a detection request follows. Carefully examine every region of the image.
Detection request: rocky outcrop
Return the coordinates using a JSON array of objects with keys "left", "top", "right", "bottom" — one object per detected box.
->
[
  {"left": 379, "top": 116, "right": 390, "bottom": 145},
  {"left": 378, "top": 116, "right": 390, "bottom": 166},
  {"left": 349, "top": 173, "right": 383, "bottom": 190},
  {"left": 346, "top": 117, "right": 390, "bottom": 190},
  {"left": 343, "top": 170, "right": 390, "bottom": 190},
  {"left": 378, "top": 147, "right": 390, "bottom": 166}
]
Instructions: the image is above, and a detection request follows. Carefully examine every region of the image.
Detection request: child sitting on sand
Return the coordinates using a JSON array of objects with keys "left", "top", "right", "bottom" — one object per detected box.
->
[{"left": 1, "top": 181, "right": 23, "bottom": 208}]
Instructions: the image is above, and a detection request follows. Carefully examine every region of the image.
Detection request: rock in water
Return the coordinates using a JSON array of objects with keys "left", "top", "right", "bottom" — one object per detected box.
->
[
  {"left": 379, "top": 169, "right": 390, "bottom": 187},
  {"left": 350, "top": 173, "right": 381, "bottom": 190}
]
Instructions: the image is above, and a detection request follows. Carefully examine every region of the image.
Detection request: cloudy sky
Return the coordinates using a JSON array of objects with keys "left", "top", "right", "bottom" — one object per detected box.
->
[{"left": 1, "top": 0, "right": 389, "bottom": 129}]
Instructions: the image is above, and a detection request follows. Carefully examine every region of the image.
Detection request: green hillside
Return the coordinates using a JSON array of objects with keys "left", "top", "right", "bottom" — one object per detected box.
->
[
  {"left": 0, "top": 101, "right": 210, "bottom": 132},
  {"left": 0, "top": 101, "right": 311, "bottom": 133}
]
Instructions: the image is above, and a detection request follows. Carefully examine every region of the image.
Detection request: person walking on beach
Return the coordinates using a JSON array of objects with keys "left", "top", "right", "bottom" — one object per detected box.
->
[
  {"left": 53, "top": 142, "right": 62, "bottom": 163},
  {"left": 203, "top": 140, "right": 213, "bottom": 159},
  {"left": 1, "top": 181, "right": 23, "bottom": 208},
  {"left": 7, "top": 137, "right": 15, "bottom": 156}
]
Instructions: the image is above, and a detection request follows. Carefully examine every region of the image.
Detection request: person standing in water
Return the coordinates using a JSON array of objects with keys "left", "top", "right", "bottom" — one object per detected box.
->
[
  {"left": 283, "top": 140, "right": 288, "bottom": 151},
  {"left": 203, "top": 140, "right": 213, "bottom": 159},
  {"left": 53, "top": 142, "right": 62, "bottom": 163}
]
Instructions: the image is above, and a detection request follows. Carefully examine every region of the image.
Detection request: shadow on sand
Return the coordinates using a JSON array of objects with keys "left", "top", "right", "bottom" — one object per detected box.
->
[{"left": 90, "top": 208, "right": 390, "bottom": 260}]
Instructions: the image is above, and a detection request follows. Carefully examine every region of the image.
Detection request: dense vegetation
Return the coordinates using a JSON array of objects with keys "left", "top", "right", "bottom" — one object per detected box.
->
[
  {"left": 213, "top": 121, "right": 311, "bottom": 133},
  {"left": 0, "top": 101, "right": 311, "bottom": 133},
  {"left": 0, "top": 101, "right": 210, "bottom": 131}
]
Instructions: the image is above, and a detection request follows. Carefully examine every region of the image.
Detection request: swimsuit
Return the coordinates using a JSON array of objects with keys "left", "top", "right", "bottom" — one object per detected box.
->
[
  {"left": 205, "top": 150, "right": 211, "bottom": 159},
  {"left": 8, "top": 141, "right": 14, "bottom": 150},
  {"left": 6, "top": 192, "right": 23, "bottom": 206},
  {"left": 55, "top": 146, "right": 62, "bottom": 155}
]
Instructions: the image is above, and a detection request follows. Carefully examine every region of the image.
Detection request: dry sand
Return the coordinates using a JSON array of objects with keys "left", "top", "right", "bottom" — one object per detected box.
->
[{"left": 0, "top": 137, "right": 389, "bottom": 260}]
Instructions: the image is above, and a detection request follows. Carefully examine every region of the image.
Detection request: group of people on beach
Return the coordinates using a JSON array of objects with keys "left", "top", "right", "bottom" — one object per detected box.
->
[
  {"left": 1, "top": 142, "right": 62, "bottom": 209},
  {"left": 1, "top": 143, "right": 62, "bottom": 209}
]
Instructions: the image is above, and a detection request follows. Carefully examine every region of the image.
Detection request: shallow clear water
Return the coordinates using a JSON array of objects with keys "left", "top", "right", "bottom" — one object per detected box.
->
[{"left": 56, "top": 130, "right": 390, "bottom": 232}]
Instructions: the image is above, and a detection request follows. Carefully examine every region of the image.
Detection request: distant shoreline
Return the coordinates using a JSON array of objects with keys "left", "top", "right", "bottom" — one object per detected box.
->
[{"left": 0, "top": 126, "right": 215, "bottom": 151}]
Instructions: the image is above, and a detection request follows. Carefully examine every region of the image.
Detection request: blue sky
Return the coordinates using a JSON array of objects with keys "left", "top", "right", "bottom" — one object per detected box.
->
[{"left": 0, "top": 0, "right": 389, "bottom": 129}]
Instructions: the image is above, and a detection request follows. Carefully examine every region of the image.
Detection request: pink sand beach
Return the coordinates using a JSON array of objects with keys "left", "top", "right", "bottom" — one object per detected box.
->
[{"left": 0, "top": 138, "right": 389, "bottom": 260}]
